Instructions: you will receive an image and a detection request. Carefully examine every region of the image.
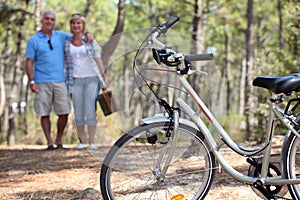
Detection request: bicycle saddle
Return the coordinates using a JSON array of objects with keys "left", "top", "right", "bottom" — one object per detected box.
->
[{"left": 253, "top": 74, "right": 300, "bottom": 94}]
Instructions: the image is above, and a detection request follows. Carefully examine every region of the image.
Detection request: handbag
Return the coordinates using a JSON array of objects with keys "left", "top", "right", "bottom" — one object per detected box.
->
[{"left": 96, "top": 90, "right": 119, "bottom": 116}]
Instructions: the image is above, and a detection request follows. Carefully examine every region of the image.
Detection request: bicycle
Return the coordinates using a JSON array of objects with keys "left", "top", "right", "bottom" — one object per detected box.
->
[{"left": 100, "top": 16, "right": 300, "bottom": 200}]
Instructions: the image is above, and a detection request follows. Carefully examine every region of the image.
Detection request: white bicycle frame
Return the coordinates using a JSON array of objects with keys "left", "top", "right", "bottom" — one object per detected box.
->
[
  {"left": 141, "top": 29, "right": 300, "bottom": 186},
  {"left": 142, "top": 75, "right": 300, "bottom": 186}
]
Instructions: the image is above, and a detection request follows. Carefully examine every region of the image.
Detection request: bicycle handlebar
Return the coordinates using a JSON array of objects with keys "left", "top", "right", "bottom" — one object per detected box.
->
[
  {"left": 185, "top": 53, "right": 214, "bottom": 61},
  {"left": 149, "top": 16, "right": 214, "bottom": 74},
  {"left": 157, "top": 16, "right": 180, "bottom": 34}
]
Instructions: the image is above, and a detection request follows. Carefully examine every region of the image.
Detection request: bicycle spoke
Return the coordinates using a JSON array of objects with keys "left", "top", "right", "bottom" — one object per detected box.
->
[{"left": 100, "top": 122, "right": 215, "bottom": 199}]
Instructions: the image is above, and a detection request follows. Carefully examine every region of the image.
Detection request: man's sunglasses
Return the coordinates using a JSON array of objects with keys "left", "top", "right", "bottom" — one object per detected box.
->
[{"left": 48, "top": 39, "right": 53, "bottom": 50}]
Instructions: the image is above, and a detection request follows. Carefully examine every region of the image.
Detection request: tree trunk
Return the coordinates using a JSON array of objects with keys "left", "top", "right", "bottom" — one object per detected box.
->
[
  {"left": 245, "top": 0, "right": 257, "bottom": 141},
  {"left": 34, "top": 0, "right": 40, "bottom": 31},
  {"left": 239, "top": 58, "right": 246, "bottom": 116},
  {"left": 84, "top": 0, "right": 92, "bottom": 17},
  {"left": 148, "top": 0, "right": 158, "bottom": 26},
  {"left": 0, "top": 75, "right": 5, "bottom": 117},
  {"left": 0, "top": 8, "right": 13, "bottom": 141},
  {"left": 101, "top": 0, "right": 126, "bottom": 72},
  {"left": 188, "top": 0, "right": 205, "bottom": 110},
  {"left": 123, "top": 48, "right": 131, "bottom": 130},
  {"left": 277, "top": 0, "right": 284, "bottom": 53},
  {"left": 222, "top": 24, "right": 232, "bottom": 112},
  {"left": 8, "top": 106, "right": 15, "bottom": 146},
  {"left": 191, "top": 0, "right": 204, "bottom": 60},
  {"left": 7, "top": 16, "right": 25, "bottom": 145}
]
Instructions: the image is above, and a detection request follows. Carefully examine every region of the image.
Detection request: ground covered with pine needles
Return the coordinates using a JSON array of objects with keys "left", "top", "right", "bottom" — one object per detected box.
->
[{"left": 0, "top": 137, "right": 287, "bottom": 199}]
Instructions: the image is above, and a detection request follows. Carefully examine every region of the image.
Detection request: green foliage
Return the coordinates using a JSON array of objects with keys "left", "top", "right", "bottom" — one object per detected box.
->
[
  {"left": 0, "top": 133, "right": 4, "bottom": 144},
  {"left": 222, "top": 110, "right": 247, "bottom": 142},
  {"left": 0, "top": 0, "right": 299, "bottom": 144},
  {"left": 31, "top": 0, "right": 118, "bottom": 45}
]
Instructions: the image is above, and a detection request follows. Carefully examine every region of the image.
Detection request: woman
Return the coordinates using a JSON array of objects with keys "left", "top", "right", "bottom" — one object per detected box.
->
[{"left": 64, "top": 13, "right": 107, "bottom": 150}]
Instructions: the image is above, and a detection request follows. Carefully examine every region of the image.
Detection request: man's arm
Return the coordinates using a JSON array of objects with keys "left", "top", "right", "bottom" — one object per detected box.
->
[
  {"left": 25, "top": 58, "right": 39, "bottom": 93},
  {"left": 85, "top": 32, "right": 94, "bottom": 43}
]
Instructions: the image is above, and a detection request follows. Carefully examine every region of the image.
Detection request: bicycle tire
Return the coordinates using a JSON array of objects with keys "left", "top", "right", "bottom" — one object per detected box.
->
[
  {"left": 100, "top": 121, "right": 216, "bottom": 200},
  {"left": 282, "top": 129, "right": 300, "bottom": 200}
]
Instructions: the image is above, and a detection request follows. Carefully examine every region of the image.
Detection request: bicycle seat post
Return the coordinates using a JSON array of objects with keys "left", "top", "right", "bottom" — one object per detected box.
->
[{"left": 260, "top": 102, "right": 276, "bottom": 178}]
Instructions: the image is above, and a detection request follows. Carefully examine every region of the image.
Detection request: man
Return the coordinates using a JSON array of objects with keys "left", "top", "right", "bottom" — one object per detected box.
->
[{"left": 25, "top": 9, "right": 85, "bottom": 150}]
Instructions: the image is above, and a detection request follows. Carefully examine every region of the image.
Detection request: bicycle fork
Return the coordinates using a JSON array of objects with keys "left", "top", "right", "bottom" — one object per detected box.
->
[{"left": 153, "top": 110, "right": 180, "bottom": 182}]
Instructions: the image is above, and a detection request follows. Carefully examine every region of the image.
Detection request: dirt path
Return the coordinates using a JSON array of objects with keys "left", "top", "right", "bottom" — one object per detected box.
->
[{"left": 0, "top": 144, "right": 285, "bottom": 200}]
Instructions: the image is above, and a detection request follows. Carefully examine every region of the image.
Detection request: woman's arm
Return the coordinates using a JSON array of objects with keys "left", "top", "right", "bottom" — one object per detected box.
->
[{"left": 94, "top": 57, "right": 108, "bottom": 88}]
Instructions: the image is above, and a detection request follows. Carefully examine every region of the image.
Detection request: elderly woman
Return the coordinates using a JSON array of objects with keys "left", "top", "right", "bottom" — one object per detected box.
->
[{"left": 64, "top": 13, "right": 107, "bottom": 150}]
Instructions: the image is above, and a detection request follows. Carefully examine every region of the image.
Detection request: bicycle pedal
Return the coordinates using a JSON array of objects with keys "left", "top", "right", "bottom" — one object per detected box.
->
[
  {"left": 246, "top": 157, "right": 259, "bottom": 167},
  {"left": 253, "top": 181, "right": 275, "bottom": 199}
]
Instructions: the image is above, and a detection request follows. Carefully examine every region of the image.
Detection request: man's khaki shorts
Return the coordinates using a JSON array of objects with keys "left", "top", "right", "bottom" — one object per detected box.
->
[{"left": 34, "top": 82, "right": 71, "bottom": 116}]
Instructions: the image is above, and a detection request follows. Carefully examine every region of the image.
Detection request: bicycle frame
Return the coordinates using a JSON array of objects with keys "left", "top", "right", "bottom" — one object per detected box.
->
[
  {"left": 138, "top": 16, "right": 300, "bottom": 188},
  {"left": 100, "top": 16, "right": 300, "bottom": 200},
  {"left": 177, "top": 75, "right": 300, "bottom": 185},
  {"left": 142, "top": 75, "right": 300, "bottom": 186}
]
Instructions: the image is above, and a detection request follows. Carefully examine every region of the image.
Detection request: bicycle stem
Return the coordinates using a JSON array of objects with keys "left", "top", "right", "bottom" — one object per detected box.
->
[{"left": 151, "top": 32, "right": 167, "bottom": 48}]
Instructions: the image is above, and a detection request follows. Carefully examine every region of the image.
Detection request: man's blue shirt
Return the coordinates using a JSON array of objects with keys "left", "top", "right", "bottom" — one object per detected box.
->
[{"left": 25, "top": 30, "right": 71, "bottom": 83}]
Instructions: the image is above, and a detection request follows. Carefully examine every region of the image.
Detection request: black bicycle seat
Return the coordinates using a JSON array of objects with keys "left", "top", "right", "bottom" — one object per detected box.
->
[{"left": 253, "top": 74, "right": 300, "bottom": 94}]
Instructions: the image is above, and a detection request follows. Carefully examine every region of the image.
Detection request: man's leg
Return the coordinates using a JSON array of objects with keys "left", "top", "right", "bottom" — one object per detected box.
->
[
  {"left": 55, "top": 114, "right": 68, "bottom": 146},
  {"left": 41, "top": 116, "right": 53, "bottom": 147},
  {"left": 53, "top": 82, "right": 71, "bottom": 147}
]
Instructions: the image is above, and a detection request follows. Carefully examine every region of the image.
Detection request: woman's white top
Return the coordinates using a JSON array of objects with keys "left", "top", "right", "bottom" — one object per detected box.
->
[{"left": 70, "top": 44, "right": 97, "bottom": 78}]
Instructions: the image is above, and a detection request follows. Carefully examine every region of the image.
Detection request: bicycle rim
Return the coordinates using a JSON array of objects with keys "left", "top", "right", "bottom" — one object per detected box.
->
[
  {"left": 284, "top": 133, "right": 300, "bottom": 199},
  {"left": 100, "top": 122, "right": 215, "bottom": 200}
]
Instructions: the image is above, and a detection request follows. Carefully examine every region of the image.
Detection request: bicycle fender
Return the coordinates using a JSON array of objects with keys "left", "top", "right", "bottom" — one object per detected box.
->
[{"left": 141, "top": 115, "right": 199, "bottom": 131}]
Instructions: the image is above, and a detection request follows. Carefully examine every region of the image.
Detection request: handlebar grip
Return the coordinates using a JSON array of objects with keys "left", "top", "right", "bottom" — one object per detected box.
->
[
  {"left": 185, "top": 53, "right": 214, "bottom": 61},
  {"left": 163, "top": 16, "right": 180, "bottom": 29},
  {"left": 159, "top": 16, "right": 180, "bottom": 34}
]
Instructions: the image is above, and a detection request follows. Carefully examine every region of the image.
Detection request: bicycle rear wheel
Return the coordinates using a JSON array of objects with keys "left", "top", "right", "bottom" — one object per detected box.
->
[
  {"left": 100, "top": 121, "right": 216, "bottom": 200},
  {"left": 282, "top": 130, "right": 300, "bottom": 199}
]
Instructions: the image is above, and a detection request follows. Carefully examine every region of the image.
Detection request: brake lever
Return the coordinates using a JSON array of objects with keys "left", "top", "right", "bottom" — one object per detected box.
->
[
  {"left": 187, "top": 66, "right": 208, "bottom": 76},
  {"left": 178, "top": 56, "right": 208, "bottom": 76}
]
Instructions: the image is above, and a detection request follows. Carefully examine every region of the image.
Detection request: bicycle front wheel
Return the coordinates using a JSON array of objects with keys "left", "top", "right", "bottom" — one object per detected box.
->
[
  {"left": 282, "top": 131, "right": 300, "bottom": 199},
  {"left": 100, "top": 121, "right": 216, "bottom": 200}
]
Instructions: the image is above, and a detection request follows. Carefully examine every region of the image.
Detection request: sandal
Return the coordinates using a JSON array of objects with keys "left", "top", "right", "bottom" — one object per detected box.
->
[
  {"left": 56, "top": 144, "right": 64, "bottom": 149},
  {"left": 54, "top": 139, "right": 64, "bottom": 149},
  {"left": 46, "top": 145, "right": 55, "bottom": 150}
]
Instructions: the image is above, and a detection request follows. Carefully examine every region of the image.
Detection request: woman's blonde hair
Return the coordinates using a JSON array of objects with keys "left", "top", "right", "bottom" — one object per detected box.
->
[{"left": 70, "top": 13, "right": 86, "bottom": 33}]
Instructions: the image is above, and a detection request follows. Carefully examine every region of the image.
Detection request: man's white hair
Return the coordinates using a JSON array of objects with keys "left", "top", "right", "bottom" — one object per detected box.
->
[{"left": 40, "top": 9, "right": 56, "bottom": 23}]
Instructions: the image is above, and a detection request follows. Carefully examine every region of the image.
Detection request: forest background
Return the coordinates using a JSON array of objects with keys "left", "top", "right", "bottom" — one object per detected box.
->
[{"left": 0, "top": 0, "right": 299, "bottom": 147}]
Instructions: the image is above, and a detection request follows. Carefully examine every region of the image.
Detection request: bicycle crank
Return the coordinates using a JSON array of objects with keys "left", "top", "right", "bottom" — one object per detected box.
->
[{"left": 247, "top": 155, "right": 288, "bottom": 199}]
